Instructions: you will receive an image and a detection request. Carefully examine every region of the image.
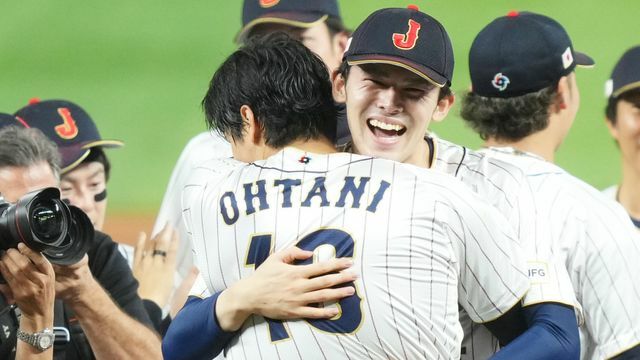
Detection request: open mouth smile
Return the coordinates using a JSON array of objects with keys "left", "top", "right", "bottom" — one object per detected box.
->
[{"left": 367, "top": 118, "right": 407, "bottom": 138}]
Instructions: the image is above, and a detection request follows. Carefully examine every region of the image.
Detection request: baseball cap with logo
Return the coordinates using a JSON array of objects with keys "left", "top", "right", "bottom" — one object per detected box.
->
[
  {"left": 343, "top": 5, "right": 454, "bottom": 88},
  {"left": 237, "top": 0, "right": 342, "bottom": 43},
  {"left": 469, "top": 11, "right": 595, "bottom": 98},
  {"left": 14, "top": 99, "right": 124, "bottom": 173},
  {"left": 605, "top": 46, "right": 640, "bottom": 99},
  {"left": 0, "top": 113, "right": 20, "bottom": 129}
]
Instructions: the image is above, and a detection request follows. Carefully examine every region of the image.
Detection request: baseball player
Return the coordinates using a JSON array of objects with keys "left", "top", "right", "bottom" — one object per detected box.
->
[
  {"left": 163, "top": 33, "right": 530, "bottom": 360},
  {"left": 167, "top": 6, "right": 580, "bottom": 359},
  {"left": 153, "top": 0, "right": 351, "bottom": 308},
  {"left": 460, "top": 11, "right": 640, "bottom": 359},
  {"left": 602, "top": 46, "right": 640, "bottom": 230}
]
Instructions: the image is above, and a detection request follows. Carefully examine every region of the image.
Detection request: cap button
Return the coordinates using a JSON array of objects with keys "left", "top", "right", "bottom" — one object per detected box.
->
[
  {"left": 507, "top": 10, "right": 519, "bottom": 17},
  {"left": 407, "top": 4, "right": 419, "bottom": 11},
  {"left": 28, "top": 97, "right": 41, "bottom": 105}
]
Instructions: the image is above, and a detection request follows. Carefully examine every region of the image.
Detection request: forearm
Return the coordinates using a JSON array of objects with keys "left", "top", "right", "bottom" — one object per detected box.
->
[
  {"left": 490, "top": 303, "right": 579, "bottom": 360},
  {"left": 66, "top": 278, "right": 162, "bottom": 360},
  {"left": 163, "top": 292, "right": 237, "bottom": 360}
]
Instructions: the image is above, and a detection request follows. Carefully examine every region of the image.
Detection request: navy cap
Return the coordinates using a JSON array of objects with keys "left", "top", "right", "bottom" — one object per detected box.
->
[
  {"left": 606, "top": 46, "right": 640, "bottom": 98},
  {"left": 14, "top": 99, "right": 123, "bottom": 173},
  {"left": 237, "top": 0, "right": 341, "bottom": 43},
  {"left": 0, "top": 113, "right": 21, "bottom": 129},
  {"left": 343, "top": 5, "right": 454, "bottom": 87},
  {"left": 469, "top": 11, "right": 594, "bottom": 98}
]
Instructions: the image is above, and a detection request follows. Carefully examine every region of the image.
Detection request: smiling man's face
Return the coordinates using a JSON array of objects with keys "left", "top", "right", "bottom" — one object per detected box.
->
[{"left": 334, "top": 63, "right": 453, "bottom": 167}]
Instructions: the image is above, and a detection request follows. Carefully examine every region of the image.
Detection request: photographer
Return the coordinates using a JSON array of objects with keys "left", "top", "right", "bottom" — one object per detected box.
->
[{"left": 0, "top": 125, "right": 161, "bottom": 359}]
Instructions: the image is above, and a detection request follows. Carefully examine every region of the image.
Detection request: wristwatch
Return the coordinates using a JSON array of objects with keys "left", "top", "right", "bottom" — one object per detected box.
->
[{"left": 17, "top": 328, "right": 55, "bottom": 351}]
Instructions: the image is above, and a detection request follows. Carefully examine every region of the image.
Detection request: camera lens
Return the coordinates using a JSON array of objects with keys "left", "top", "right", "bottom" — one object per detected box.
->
[{"left": 30, "top": 200, "right": 64, "bottom": 243}]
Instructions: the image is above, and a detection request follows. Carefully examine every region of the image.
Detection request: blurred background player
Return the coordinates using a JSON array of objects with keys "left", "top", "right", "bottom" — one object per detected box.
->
[
  {"left": 602, "top": 46, "right": 640, "bottom": 230},
  {"left": 461, "top": 11, "right": 640, "bottom": 359},
  {"left": 152, "top": 0, "right": 351, "bottom": 318},
  {"left": 0, "top": 125, "right": 161, "bottom": 359},
  {"left": 163, "top": 32, "right": 529, "bottom": 360},
  {"left": 13, "top": 99, "right": 177, "bottom": 333}
]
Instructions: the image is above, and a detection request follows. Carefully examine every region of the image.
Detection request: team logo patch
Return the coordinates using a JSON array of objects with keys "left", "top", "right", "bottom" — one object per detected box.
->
[
  {"left": 259, "top": 0, "right": 280, "bottom": 8},
  {"left": 491, "top": 73, "right": 510, "bottom": 92},
  {"left": 392, "top": 19, "right": 421, "bottom": 50},
  {"left": 299, "top": 155, "right": 311, "bottom": 164},
  {"left": 562, "top": 47, "right": 573, "bottom": 69},
  {"left": 54, "top": 108, "right": 79, "bottom": 139}
]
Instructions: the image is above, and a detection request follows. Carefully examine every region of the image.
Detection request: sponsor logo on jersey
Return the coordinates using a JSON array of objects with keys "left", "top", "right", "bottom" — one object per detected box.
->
[
  {"left": 527, "top": 261, "right": 548, "bottom": 284},
  {"left": 392, "top": 19, "right": 421, "bottom": 50},
  {"left": 491, "top": 73, "right": 510, "bottom": 92}
]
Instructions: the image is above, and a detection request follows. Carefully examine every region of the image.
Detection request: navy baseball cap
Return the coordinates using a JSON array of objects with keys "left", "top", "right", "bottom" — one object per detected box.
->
[
  {"left": 14, "top": 99, "right": 123, "bottom": 173},
  {"left": 237, "top": 0, "right": 342, "bottom": 43},
  {"left": 605, "top": 46, "right": 640, "bottom": 98},
  {"left": 469, "top": 11, "right": 595, "bottom": 98},
  {"left": 0, "top": 113, "right": 20, "bottom": 129},
  {"left": 343, "top": 5, "right": 454, "bottom": 88}
]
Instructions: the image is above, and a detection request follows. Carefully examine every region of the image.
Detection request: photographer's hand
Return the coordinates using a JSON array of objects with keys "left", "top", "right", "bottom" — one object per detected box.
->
[
  {"left": 0, "top": 243, "right": 55, "bottom": 359},
  {"left": 0, "top": 243, "right": 55, "bottom": 327}
]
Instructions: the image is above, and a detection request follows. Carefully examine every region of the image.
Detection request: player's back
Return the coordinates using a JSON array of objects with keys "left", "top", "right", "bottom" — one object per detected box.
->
[
  {"left": 183, "top": 148, "right": 528, "bottom": 360},
  {"left": 482, "top": 146, "right": 640, "bottom": 360}
]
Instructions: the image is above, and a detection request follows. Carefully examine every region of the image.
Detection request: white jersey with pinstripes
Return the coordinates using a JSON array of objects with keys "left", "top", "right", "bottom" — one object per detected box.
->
[
  {"left": 432, "top": 138, "right": 578, "bottom": 359},
  {"left": 482, "top": 146, "right": 640, "bottom": 360},
  {"left": 182, "top": 147, "right": 529, "bottom": 360}
]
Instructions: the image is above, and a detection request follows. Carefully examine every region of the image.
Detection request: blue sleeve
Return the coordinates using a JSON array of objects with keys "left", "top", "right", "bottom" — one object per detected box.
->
[
  {"left": 490, "top": 303, "right": 579, "bottom": 360},
  {"left": 162, "top": 292, "right": 237, "bottom": 360}
]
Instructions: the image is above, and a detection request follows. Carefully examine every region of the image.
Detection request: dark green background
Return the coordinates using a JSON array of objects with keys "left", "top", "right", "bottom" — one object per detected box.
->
[{"left": 2, "top": 1, "right": 638, "bottom": 213}]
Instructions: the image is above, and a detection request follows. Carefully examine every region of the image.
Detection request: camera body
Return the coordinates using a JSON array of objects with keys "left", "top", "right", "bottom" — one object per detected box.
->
[{"left": 0, "top": 187, "right": 93, "bottom": 265}]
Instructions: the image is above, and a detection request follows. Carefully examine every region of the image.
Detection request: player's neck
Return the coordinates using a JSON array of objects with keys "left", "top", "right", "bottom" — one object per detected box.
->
[
  {"left": 485, "top": 131, "right": 556, "bottom": 163},
  {"left": 618, "top": 162, "right": 640, "bottom": 218},
  {"left": 287, "top": 136, "right": 336, "bottom": 154}
]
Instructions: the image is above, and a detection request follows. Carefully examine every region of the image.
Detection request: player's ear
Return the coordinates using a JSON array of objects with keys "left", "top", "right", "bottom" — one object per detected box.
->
[
  {"left": 432, "top": 92, "right": 455, "bottom": 123},
  {"left": 332, "top": 70, "right": 347, "bottom": 103},
  {"left": 605, "top": 116, "right": 620, "bottom": 140},
  {"left": 332, "top": 32, "right": 349, "bottom": 61},
  {"left": 240, "top": 105, "right": 262, "bottom": 145},
  {"left": 553, "top": 75, "right": 571, "bottom": 113}
]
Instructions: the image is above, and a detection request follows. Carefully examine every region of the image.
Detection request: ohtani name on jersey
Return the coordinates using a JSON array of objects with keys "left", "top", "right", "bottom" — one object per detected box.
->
[{"left": 219, "top": 176, "right": 391, "bottom": 225}]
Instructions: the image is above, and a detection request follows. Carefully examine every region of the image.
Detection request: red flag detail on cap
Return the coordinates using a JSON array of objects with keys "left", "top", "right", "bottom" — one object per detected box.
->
[
  {"left": 407, "top": 4, "right": 419, "bottom": 11},
  {"left": 28, "top": 97, "right": 41, "bottom": 105},
  {"left": 507, "top": 10, "right": 519, "bottom": 17}
]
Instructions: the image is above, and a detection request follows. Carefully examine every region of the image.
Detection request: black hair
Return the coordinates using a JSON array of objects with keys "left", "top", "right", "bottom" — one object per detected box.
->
[
  {"left": 80, "top": 147, "right": 111, "bottom": 181},
  {"left": 203, "top": 33, "right": 337, "bottom": 148},
  {"left": 460, "top": 86, "right": 557, "bottom": 142},
  {"left": 325, "top": 16, "right": 350, "bottom": 37},
  {"left": 246, "top": 16, "right": 350, "bottom": 41},
  {"left": 606, "top": 88, "right": 640, "bottom": 124},
  {"left": 337, "top": 60, "right": 453, "bottom": 101}
]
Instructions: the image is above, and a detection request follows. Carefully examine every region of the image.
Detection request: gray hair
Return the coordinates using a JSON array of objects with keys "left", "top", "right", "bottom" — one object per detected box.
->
[{"left": 0, "top": 126, "right": 61, "bottom": 179}]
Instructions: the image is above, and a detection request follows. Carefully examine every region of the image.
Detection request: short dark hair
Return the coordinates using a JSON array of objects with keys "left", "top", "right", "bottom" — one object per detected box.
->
[
  {"left": 0, "top": 125, "right": 61, "bottom": 178},
  {"left": 606, "top": 88, "right": 640, "bottom": 124},
  {"left": 203, "top": 33, "right": 337, "bottom": 148},
  {"left": 73, "top": 147, "right": 111, "bottom": 181},
  {"left": 460, "top": 86, "right": 557, "bottom": 141},
  {"left": 246, "top": 16, "right": 349, "bottom": 41},
  {"left": 337, "top": 61, "right": 453, "bottom": 101}
]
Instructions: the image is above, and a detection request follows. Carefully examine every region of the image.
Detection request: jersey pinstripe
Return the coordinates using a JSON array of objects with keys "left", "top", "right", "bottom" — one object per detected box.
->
[
  {"left": 182, "top": 148, "right": 529, "bottom": 360},
  {"left": 483, "top": 147, "right": 640, "bottom": 360},
  {"left": 432, "top": 138, "right": 578, "bottom": 359},
  {"left": 153, "top": 131, "right": 232, "bottom": 293}
]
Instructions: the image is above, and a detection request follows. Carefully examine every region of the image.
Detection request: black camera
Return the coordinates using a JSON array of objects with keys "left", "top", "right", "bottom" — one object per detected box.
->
[{"left": 0, "top": 187, "right": 93, "bottom": 265}]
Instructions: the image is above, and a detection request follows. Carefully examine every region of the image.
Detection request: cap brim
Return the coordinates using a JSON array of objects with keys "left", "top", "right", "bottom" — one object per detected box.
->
[
  {"left": 235, "top": 14, "right": 328, "bottom": 44},
  {"left": 60, "top": 139, "right": 124, "bottom": 174},
  {"left": 347, "top": 54, "right": 448, "bottom": 88},
  {"left": 575, "top": 51, "right": 595, "bottom": 69},
  {"left": 612, "top": 81, "right": 640, "bottom": 98}
]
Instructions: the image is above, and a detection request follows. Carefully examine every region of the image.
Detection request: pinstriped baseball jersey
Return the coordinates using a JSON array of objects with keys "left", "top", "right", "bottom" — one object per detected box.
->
[
  {"left": 182, "top": 148, "right": 529, "bottom": 360},
  {"left": 432, "top": 137, "right": 578, "bottom": 359},
  {"left": 482, "top": 146, "right": 640, "bottom": 360}
]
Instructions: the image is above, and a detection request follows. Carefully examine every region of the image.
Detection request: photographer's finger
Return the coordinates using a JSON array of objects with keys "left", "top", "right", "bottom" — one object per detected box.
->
[
  {"left": 17, "top": 243, "right": 53, "bottom": 276},
  {"left": 5, "top": 248, "right": 42, "bottom": 285},
  {"left": 0, "top": 261, "right": 16, "bottom": 285},
  {"left": 155, "top": 222, "right": 173, "bottom": 249}
]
